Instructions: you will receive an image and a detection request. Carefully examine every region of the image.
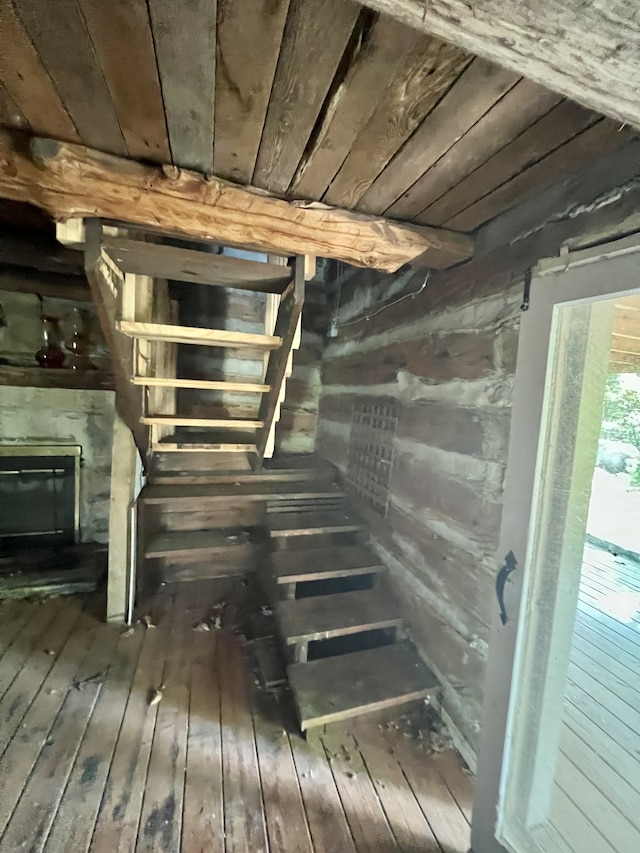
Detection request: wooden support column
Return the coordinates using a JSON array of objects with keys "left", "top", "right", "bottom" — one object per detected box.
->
[{"left": 107, "top": 412, "right": 141, "bottom": 623}]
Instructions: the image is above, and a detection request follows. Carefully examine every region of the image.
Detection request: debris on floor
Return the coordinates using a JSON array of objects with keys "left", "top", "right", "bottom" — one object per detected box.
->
[
  {"left": 383, "top": 704, "right": 454, "bottom": 756},
  {"left": 148, "top": 685, "right": 165, "bottom": 707}
]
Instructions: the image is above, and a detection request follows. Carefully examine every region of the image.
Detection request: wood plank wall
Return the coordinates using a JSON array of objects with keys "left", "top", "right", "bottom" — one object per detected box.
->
[{"left": 314, "top": 176, "right": 640, "bottom": 756}]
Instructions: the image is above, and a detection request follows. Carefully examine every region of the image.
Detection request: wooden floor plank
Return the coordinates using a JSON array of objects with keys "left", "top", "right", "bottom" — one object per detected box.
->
[
  {"left": 431, "top": 750, "right": 474, "bottom": 825},
  {"left": 0, "top": 616, "right": 118, "bottom": 851},
  {"left": 44, "top": 625, "right": 146, "bottom": 851},
  {"left": 135, "top": 596, "right": 191, "bottom": 852},
  {"left": 221, "top": 632, "right": 269, "bottom": 853},
  {"left": 391, "top": 731, "right": 471, "bottom": 853},
  {"left": 0, "top": 587, "right": 475, "bottom": 853},
  {"left": 353, "top": 725, "right": 441, "bottom": 852},
  {"left": 0, "top": 598, "right": 81, "bottom": 756},
  {"left": 0, "top": 605, "right": 98, "bottom": 834},
  {"left": 289, "top": 734, "right": 358, "bottom": 853},
  {"left": 322, "top": 729, "right": 400, "bottom": 853},
  {"left": 182, "top": 628, "right": 224, "bottom": 853},
  {"left": 0, "top": 599, "right": 32, "bottom": 658},
  {"left": 89, "top": 595, "right": 175, "bottom": 852},
  {"left": 0, "top": 597, "right": 63, "bottom": 698},
  {"left": 252, "top": 690, "right": 314, "bottom": 853}
]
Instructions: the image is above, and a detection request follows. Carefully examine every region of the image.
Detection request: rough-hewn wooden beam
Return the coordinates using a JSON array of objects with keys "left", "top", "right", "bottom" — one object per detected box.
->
[
  {"left": 0, "top": 132, "right": 473, "bottom": 272},
  {"left": 361, "top": 0, "right": 640, "bottom": 131},
  {"left": 0, "top": 264, "right": 91, "bottom": 301}
]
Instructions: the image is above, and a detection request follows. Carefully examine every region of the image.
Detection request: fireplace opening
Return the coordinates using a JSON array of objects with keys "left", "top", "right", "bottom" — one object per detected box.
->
[{"left": 0, "top": 445, "right": 81, "bottom": 552}]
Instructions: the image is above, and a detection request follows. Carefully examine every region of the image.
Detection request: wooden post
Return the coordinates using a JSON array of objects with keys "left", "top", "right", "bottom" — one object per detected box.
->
[{"left": 107, "top": 412, "right": 141, "bottom": 623}]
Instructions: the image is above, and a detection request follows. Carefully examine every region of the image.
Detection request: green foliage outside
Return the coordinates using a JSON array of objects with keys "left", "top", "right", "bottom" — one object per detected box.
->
[{"left": 601, "top": 374, "right": 640, "bottom": 485}]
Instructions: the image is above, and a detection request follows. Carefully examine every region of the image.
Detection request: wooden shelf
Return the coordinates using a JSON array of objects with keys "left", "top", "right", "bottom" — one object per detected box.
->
[
  {"left": 0, "top": 364, "right": 114, "bottom": 391},
  {"left": 117, "top": 321, "right": 280, "bottom": 350}
]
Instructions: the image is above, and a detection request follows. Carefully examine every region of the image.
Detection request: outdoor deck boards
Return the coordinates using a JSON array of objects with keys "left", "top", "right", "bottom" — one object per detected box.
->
[
  {"left": 0, "top": 584, "right": 472, "bottom": 852},
  {"left": 552, "top": 544, "right": 640, "bottom": 848}
]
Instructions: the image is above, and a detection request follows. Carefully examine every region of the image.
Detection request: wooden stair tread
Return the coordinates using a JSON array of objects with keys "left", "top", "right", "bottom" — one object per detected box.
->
[
  {"left": 141, "top": 481, "right": 343, "bottom": 504},
  {"left": 272, "top": 546, "right": 384, "bottom": 583},
  {"left": 132, "top": 376, "right": 270, "bottom": 393},
  {"left": 142, "top": 415, "right": 263, "bottom": 429},
  {"left": 104, "top": 237, "right": 293, "bottom": 292},
  {"left": 156, "top": 429, "right": 258, "bottom": 452},
  {"left": 276, "top": 589, "right": 402, "bottom": 644},
  {"left": 288, "top": 642, "right": 438, "bottom": 730},
  {"left": 268, "top": 510, "right": 363, "bottom": 537},
  {"left": 145, "top": 529, "right": 253, "bottom": 557},
  {"left": 117, "top": 320, "right": 280, "bottom": 349},
  {"left": 150, "top": 468, "right": 336, "bottom": 485}
]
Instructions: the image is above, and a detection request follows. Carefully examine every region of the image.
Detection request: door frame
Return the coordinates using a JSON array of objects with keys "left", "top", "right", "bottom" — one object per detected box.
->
[{"left": 470, "top": 234, "right": 640, "bottom": 853}]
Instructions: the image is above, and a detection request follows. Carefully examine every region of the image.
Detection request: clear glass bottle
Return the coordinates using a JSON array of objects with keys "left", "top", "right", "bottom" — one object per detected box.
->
[{"left": 35, "top": 315, "right": 66, "bottom": 368}]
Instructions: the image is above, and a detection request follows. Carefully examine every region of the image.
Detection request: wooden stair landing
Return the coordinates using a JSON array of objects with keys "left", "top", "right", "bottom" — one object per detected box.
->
[
  {"left": 104, "top": 237, "right": 293, "bottom": 292},
  {"left": 272, "top": 546, "right": 384, "bottom": 585},
  {"left": 277, "top": 589, "right": 402, "bottom": 645},
  {"left": 288, "top": 643, "right": 439, "bottom": 731}
]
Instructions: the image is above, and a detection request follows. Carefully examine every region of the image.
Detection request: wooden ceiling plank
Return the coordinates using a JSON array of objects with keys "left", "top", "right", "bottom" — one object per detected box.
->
[
  {"left": 75, "top": 0, "right": 170, "bottom": 163},
  {"left": 611, "top": 334, "right": 640, "bottom": 357},
  {"left": 358, "top": 58, "right": 520, "bottom": 217},
  {"left": 361, "top": 0, "right": 640, "bottom": 133},
  {"left": 382, "top": 79, "right": 562, "bottom": 221},
  {"left": 252, "top": 0, "right": 361, "bottom": 195},
  {"left": 290, "top": 15, "right": 429, "bottom": 200},
  {"left": 420, "top": 100, "right": 603, "bottom": 227},
  {"left": 0, "top": 2, "right": 78, "bottom": 140},
  {"left": 322, "top": 41, "right": 471, "bottom": 210},
  {"left": 214, "top": 0, "right": 290, "bottom": 185},
  {"left": 14, "top": 0, "right": 126, "bottom": 154},
  {"left": 613, "top": 311, "right": 640, "bottom": 340},
  {"left": 444, "top": 119, "right": 633, "bottom": 232},
  {"left": 147, "top": 0, "right": 216, "bottom": 173},
  {"left": 0, "top": 132, "right": 473, "bottom": 272}
]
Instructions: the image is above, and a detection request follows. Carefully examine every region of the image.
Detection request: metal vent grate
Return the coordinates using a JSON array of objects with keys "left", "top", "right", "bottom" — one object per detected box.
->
[{"left": 346, "top": 400, "right": 399, "bottom": 515}]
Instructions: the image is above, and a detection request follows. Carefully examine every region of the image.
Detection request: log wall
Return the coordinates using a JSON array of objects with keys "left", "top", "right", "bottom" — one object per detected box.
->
[{"left": 315, "top": 182, "right": 640, "bottom": 756}]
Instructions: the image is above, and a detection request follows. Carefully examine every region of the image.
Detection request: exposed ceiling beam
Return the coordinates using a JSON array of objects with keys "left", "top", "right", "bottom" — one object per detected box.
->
[
  {"left": 361, "top": 0, "right": 640, "bottom": 131},
  {"left": 0, "top": 229, "right": 84, "bottom": 275},
  {"left": 0, "top": 264, "right": 91, "bottom": 302},
  {"left": 0, "top": 132, "right": 473, "bottom": 273}
]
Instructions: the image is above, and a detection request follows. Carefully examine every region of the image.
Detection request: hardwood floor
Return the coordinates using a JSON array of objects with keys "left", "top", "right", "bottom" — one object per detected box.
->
[{"left": 0, "top": 581, "right": 473, "bottom": 852}]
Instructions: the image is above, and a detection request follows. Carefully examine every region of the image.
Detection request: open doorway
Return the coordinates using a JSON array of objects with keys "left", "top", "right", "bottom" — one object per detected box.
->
[{"left": 473, "top": 242, "right": 640, "bottom": 853}]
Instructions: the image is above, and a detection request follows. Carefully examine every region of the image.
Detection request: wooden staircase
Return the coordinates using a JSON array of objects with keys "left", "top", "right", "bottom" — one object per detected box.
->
[
  {"left": 266, "top": 500, "right": 439, "bottom": 731},
  {"left": 77, "top": 222, "right": 305, "bottom": 467},
  {"left": 58, "top": 220, "right": 437, "bottom": 733}
]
